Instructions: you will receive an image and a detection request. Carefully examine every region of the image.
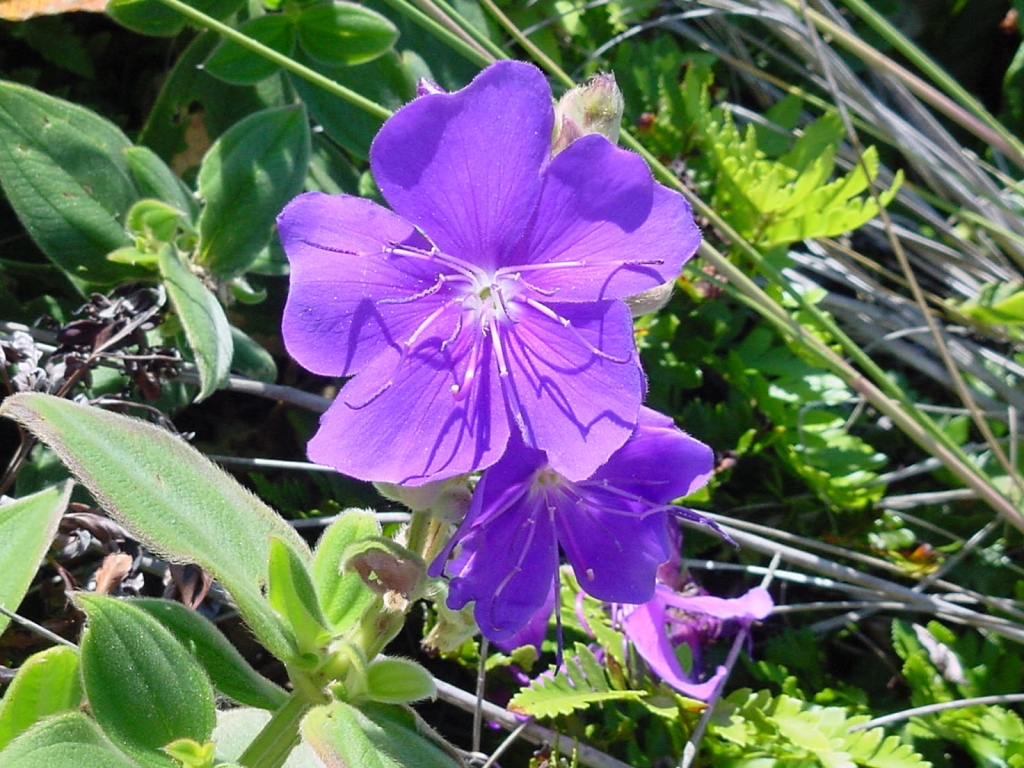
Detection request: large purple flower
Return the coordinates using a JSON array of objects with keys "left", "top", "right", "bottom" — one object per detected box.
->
[
  {"left": 279, "top": 61, "right": 700, "bottom": 485},
  {"left": 429, "top": 407, "right": 715, "bottom": 646}
]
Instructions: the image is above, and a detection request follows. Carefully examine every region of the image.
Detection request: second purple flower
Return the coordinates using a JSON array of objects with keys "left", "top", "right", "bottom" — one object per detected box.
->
[{"left": 278, "top": 61, "right": 700, "bottom": 486}]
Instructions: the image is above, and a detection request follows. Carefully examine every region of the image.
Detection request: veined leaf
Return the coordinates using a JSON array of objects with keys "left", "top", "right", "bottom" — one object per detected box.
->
[
  {"left": 267, "top": 536, "right": 332, "bottom": 658},
  {"left": 0, "top": 393, "right": 310, "bottom": 660},
  {"left": 196, "top": 104, "right": 311, "bottom": 276},
  {"left": 77, "top": 594, "right": 216, "bottom": 768},
  {"left": 0, "top": 81, "right": 144, "bottom": 285},
  {"left": 296, "top": 3, "right": 398, "bottom": 67},
  {"left": 130, "top": 598, "right": 288, "bottom": 711}
]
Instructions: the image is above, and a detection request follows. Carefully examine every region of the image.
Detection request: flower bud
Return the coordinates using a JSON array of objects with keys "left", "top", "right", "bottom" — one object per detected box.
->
[
  {"left": 623, "top": 280, "right": 676, "bottom": 317},
  {"left": 551, "top": 72, "right": 625, "bottom": 155}
]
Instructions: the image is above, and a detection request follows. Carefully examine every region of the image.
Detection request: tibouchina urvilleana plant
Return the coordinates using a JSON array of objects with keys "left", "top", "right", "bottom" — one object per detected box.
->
[{"left": 0, "top": 60, "right": 768, "bottom": 768}]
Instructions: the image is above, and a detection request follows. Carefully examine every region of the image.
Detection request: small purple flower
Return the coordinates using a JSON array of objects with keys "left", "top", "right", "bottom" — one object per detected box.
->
[
  {"left": 278, "top": 61, "right": 700, "bottom": 485},
  {"left": 617, "top": 585, "right": 773, "bottom": 700},
  {"left": 429, "top": 407, "right": 715, "bottom": 646}
]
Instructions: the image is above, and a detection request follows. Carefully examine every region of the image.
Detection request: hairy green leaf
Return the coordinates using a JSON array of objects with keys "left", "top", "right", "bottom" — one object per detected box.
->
[
  {"left": 0, "top": 713, "right": 140, "bottom": 768},
  {"left": 0, "top": 483, "right": 71, "bottom": 637},
  {"left": 312, "top": 511, "right": 380, "bottom": 633},
  {"left": 302, "top": 701, "right": 460, "bottom": 768},
  {"left": 130, "top": 598, "right": 288, "bottom": 711},
  {"left": 77, "top": 594, "right": 216, "bottom": 768},
  {"left": 0, "top": 646, "right": 82, "bottom": 751},
  {"left": 0, "top": 393, "right": 309, "bottom": 660}
]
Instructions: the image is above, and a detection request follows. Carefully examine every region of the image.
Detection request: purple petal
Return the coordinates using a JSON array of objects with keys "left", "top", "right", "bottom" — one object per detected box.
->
[
  {"left": 509, "top": 134, "right": 701, "bottom": 301},
  {"left": 307, "top": 327, "right": 509, "bottom": 485},
  {"left": 492, "top": 582, "right": 556, "bottom": 653},
  {"left": 499, "top": 299, "right": 643, "bottom": 481},
  {"left": 621, "top": 597, "right": 726, "bottom": 700},
  {"left": 443, "top": 463, "right": 559, "bottom": 643},
  {"left": 555, "top": 492, "right": 670, "bottom": 604},
  {"left": 279, "top": 193, "right": 446, "bottom": 376},
  {"left": 591, "top": 406, "right": 714, "bottom": 504},
  {"left": 370, "top": 61, "right": 553, "bottom": 271},
  {"left": 663, "top": 586, "right": 774, "bottom": 622}
]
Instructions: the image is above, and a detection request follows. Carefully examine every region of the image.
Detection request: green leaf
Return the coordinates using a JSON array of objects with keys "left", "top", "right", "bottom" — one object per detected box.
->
[
  {"left": 157, "top": 245, "right": 233, "bottom": 402},
  {"left": 107, "top": 0, "right": 245, "bottom": 37},
  {"left": 0, "top": 646, "right": 82, "bottom": 751},
  {"left": 0, "top": 393, "right": 310, "bottom": 661},
  {"left": 137, "top": 32, "right": 285, "bottom": 163},
  {"left": 715, "top": 690, "right": 930, "bottom": 768},
  {"left": 77, "top": 594, "right": 216, "bottom": 768},
  {"left": 123, "top": 146, "right": 198, "bottom": 221},
  {"left": 204, "top": 15, "right": 296, "bottom": 86},
  {"left": 288, "top": 50, "right": 414, "bottom": 159},
  {"left": 267, "top": 536, "right": 332, "bottom": 657},
  {"left": 312, "top": 511, "right": 380, "bottom": 632},
  {"left": 296, "top": 3, "right": 398, "bottom": 67},
  {"left": 196, "top": 104, "right": 311, "bottom": 276},
  {"left": 128, "top": 200, "right": 187, "bottom": 244},
  {"left": 508, "top": 643, "right": 647, "bottom": 719},
  {"left": 364, "top": 657, "right": 436, "bottom": 705},
  {"left": 0, "top": 81, "right": 144, "bottom": 285},
  {"left": 302, "top": 701, "right": 460, "bottom": 768},
  {"left": 230, "top": 325, "right": 278, "bottom": 383},
  {"left": 0, "top": 713, "right": 141, "bottom": 768},
  {"left": 0, "top": 483, "right": 71, "bottom": 636},
  {"left": 130, "top": 598, "right": 288, "bottom": 711}
]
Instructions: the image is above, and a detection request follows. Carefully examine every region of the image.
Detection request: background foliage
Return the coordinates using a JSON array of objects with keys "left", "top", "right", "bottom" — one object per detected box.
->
[{"left": 1, "top": 0, "right": 1024, "bottom": 766}]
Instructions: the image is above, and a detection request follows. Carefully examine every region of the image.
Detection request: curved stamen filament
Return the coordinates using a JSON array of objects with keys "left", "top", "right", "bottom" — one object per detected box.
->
[
  {"left": 451, "top": 336, "right": 482, "bottom": 401},
  {"left": 524, "top": 298, "right": 632, "bottom": 364},
  {"left": 377, "top": 273, "right": 450, "bottom": 306},
  {"left": 502, "top": 272, "right": 558, "bottom": 297},
  {"left": 385, "top": 243, "right": 485, "bottom": 283},
  {"left": 406, "top": 303, "right": 452, "bottom": 348}
]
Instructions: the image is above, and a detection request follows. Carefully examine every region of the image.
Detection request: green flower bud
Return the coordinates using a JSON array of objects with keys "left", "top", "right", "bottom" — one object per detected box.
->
[{"left": 552, "top": 72, "right": 625, "bottom": 155}]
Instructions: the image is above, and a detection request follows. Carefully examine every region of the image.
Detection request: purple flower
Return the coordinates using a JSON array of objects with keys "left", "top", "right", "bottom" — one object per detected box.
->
[
  {"left": 617, "top": 585, "right": 773, "bottom": 700},
  {"left": 278, "top": 61, "right": 700, "bottom": 485},
  {"left": 429, "top": 407, "right": 715, "bottom": 646}
]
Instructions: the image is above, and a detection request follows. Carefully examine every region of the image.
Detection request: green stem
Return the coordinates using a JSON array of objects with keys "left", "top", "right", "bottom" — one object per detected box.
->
[
  {"left": 151, "top": 0, "right": 392, "bottom": 121},
  {"left": 378, "top": 0, "right": 495, "bottom": 68},
  {"left": 237, "top": 692, "right": 312, "bottom": 768},
  {"left": 476, "top": 0, "right": 572, "bottom": 88},
  {"left": 416, "top": 0, "right": 507, "bottom": 62}
]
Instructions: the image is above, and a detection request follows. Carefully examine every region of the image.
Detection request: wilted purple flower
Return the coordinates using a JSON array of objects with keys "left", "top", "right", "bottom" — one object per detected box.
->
[
  {"left": 617, "top": 584, "right": 773, "bottom": 700},
  {"left": 429, "top": 407, "right": 716, "bottom": 646},
  {"left": 279, "top": 61, "right": 700, "bottom": 485}
]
